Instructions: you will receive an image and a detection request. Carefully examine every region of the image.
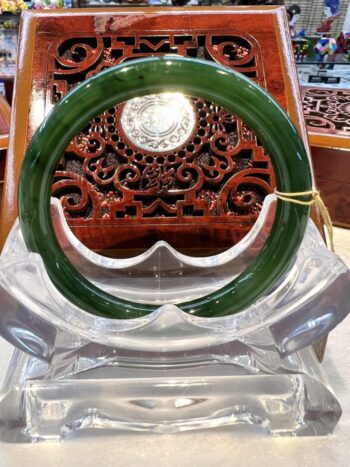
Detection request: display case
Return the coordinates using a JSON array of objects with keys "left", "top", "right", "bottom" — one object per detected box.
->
[
  {"left": 0, "top": 14, "right": 19, "bottom": 103},
  {"left": 298, "top": 60, "right": 350, "bottom": 88}
]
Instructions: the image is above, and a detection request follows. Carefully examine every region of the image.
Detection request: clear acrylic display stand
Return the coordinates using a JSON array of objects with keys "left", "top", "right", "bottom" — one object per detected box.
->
[{"left": 0, "top": 195, "right": 349, "bottom": 441}]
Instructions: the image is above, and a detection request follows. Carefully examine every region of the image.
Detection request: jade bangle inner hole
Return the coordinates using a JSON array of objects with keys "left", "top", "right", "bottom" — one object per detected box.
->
[
  {"left": 50, "top": 195, "right": 277, "bottom": 305},
  {"left": 52, "top": 91, "right": 275, "bottom": 260}
]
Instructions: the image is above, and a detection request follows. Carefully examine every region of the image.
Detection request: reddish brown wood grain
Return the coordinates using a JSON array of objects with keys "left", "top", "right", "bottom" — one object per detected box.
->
[
  {"left": 0, "top": 95, "right": 11, "bottom": 215},
  {"left": 301, "top": 86, "right": 350, "bottom": 228},
  {"left": 0, "top": 7, "right": 313, "bottom": 252}
]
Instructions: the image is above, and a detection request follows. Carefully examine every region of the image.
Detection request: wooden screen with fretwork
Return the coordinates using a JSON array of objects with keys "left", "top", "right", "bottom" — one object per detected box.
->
[{"left": 0, "top": 7, "right": 314, "bottom": 253}]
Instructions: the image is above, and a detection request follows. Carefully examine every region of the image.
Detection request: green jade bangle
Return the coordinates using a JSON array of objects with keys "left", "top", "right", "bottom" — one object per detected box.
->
[{"left": 19, "top": 57, "right": 312, "bottom": 319}]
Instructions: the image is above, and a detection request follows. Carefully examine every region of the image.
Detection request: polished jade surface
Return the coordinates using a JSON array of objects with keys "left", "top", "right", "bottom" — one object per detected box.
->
[{"left": 18, "top": 57, "right": 312, "bottom": 318}]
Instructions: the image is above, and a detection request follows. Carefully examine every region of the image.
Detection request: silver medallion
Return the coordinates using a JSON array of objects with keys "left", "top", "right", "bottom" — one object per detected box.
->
[{"left": 121, "top": 93, "right": 196, "bottom": 153}]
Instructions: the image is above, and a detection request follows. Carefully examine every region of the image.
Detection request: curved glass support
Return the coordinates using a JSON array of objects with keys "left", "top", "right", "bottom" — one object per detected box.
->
[
  {"left": 0, "top": 197, "right": 348, "bottom": 358},
  {"left": 19, "top": 56, "right": 312, "bottom": 318},
  {"left": 50, "top": 196, "right": 276, "bottom": 304}
]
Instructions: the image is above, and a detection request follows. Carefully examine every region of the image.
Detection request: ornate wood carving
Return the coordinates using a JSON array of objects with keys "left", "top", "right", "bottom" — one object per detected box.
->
[
  {"left": 49, "top": 32, "right": 275, "bottom": 250},
  {"left": 0, "top": 9, "right": 310, "bottom": 252},
  {"left": 301, "top": 86, "right": 350, "bottom": 229},
  {"left": 302, "top": 87, "right": 350, "bottom": 135}
]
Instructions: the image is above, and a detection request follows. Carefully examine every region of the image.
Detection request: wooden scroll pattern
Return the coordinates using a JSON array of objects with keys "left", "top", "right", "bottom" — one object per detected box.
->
[
  {"left": 49, "top": 33, "right": 275, "bottom": 249},
  {"left": 303, "top": 87, "right": 350, "bottom": 134}
]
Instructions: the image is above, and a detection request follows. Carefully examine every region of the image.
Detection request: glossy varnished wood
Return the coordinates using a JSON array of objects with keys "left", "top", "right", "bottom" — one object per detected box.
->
[
  {"left": 0, "top": 95, "right": 11, "bottom": 218},
  {"left": 301, "top": 86, "right": 350, "bottom": 228},
  {"left": 0, "top": 95, "right": 11, "bottom": 149},
  {"left": 0, "top": 7, "right": 314, "bottom": 251}
]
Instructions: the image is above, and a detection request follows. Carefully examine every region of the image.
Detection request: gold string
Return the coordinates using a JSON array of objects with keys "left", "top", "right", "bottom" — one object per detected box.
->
[{"left": 275, "top": 189, "right": 334, "bottom": 252}]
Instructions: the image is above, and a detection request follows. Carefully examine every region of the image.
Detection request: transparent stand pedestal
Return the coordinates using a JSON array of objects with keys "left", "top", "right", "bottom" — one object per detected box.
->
[
  {"left": 0, "top": 337, "right": 343, "bottom": 441},
  {"left": 0, "top": 196, "right": 349, "bottom": 441}
]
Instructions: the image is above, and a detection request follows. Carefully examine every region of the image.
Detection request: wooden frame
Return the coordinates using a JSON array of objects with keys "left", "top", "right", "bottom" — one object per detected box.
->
[{"left": 0, "top": 6, "right": 315, "bottom": 252}]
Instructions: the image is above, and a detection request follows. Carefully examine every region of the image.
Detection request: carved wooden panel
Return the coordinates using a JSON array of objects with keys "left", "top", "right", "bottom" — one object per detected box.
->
[
  {"left": 1, "top": 9, "right": 309, "bottom": 252},
  {"left": 301, "top": 86, "right": 350, "bottom": 228},
  {"left": 302, "top": 87, "right": 350, "bottom": 135},
  {"left": 48, "top": 31, "right": 276, "bottom": 250}
]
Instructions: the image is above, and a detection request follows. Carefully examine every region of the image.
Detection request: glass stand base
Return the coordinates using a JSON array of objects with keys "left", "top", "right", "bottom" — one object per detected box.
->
[
  {"left": 0, "top": 342, "right": 341, "bottom": 442},
  {"left": 0, "top": 201, "right": 348, "bottom": 442}
]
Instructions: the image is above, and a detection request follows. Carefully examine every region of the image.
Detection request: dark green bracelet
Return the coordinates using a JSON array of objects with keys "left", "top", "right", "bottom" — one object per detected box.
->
[{"left": 19, "top": 57, "right": 312, "bottom": 319}]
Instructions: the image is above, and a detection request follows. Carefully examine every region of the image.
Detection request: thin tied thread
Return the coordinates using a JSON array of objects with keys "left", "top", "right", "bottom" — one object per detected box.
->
[{"left": 275, "top": 189, "right": 334, "bottom": 252}]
